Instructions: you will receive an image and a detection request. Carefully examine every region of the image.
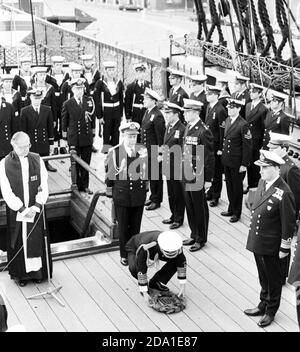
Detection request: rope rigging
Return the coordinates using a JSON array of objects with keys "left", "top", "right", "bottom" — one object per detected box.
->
[
  {"left": 194, "top": 0, "right": 208, "bottom": 41},
  {"left": 207, "top": 0, "right": 226, "bottom": 46},
  {"left": 248, "top": 0, "right": 264, "bottom": 54}
]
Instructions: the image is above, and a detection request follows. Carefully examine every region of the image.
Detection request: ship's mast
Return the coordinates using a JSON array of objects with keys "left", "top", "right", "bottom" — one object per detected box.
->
[{"left": 29, "top": 0, "right": 38, "bottom": 65}]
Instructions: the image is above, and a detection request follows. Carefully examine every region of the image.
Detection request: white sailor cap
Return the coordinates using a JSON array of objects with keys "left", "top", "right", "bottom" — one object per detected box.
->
[
  {"left": 69, "top": 63, "right": 83, "bottom": 71},
  {"left": 157, "top": 231, "right": 183, "bottom": 253},
  {"left": 142, "top": 87, "right": 162, "bottom": 101},
  {"left": 134, "top": 62, "right": 148, "bottom": 71},
  {"left": 119, "top": 121, "right": 140, "bottom": 134},
  {"left": 206, "top": 85, "right": 222, "bottom": 94},
  {"left": 188, "top": 74, "right": 208, "bottom": 83},
  {"left": 20, "top": 57, "right": 32, "bottom": 64},
  {"left": 162, "top": 101, "right": 184, "bottom": 112},
  {"left": 0, "top": 74, "right": 14, "bottom": 81},
  {"left": 81, "top": 54, "right": 94, "bottom": 62},
  {"left": 103, "top": 61, "right": 117, "bottom": 69},
  {"left": 167, "top": 67, "right": 186, "bottom": 78},
  {"left": 227, "top": 98, "right": 245, "bottom": 108},
  {"left": 271, "top": 91, "right": 287, "bottom": 102},
  {"left": 183, "top": 98, "right": 203, "bottom": 111},
  {"left": 32, "top": 66, "right": 48, "bottom": 74},
  {"left": 51, "top": 55, "right": 65, "bottom": 63},
  {"left": 235, "top": 73, "right": 250, "bottom": 83},
  {"left": 254, "top": 150, "right": 285, "bottom": 167},
  {"left": 268, "top": 132, "right": 293, "bottom": 147}
]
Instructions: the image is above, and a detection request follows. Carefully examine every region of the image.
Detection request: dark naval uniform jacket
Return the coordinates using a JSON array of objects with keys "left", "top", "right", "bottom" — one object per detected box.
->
[
  {"left": 12, "top": 71, "right": 32, "bottom": 102},
  {"left": 245, "top": 101, "right": 268, "bottom": 151},
  {"left": 169, "top": 86, "right": 189, "bottom": 107},
  {"left": 20, "top": 105, "right": 54, "bottom": 155},
  {"left": 280, "top": 155, "right": 300, "bottom": 216},
  {"left": 125, "top": 230, "right": 187, "bottom": 292},
  {"left": 162, "top": 119, "right": 186, "bottom": 179},
  {"left": 222, "top": 116, "right": 252, "bottom": 168},
  {"left": 61, "top": 96, "right": 95, "bottom": 147},
  {"left": 105, "top": 143, "right": 148, "bottom": 207},
  {"left": 141, "top": 105, "right": 166, "bottom": 153},
  {"left": 2, "top": 91, "right": 22, "bottom": 121},
  {"left": 182, "top": 119, "right": 215, "bottom": 188},
  {"left": 190, "top": 90, "right": 207, "bottom": 122},
  {"left": 0, "top": 100, "right": 18, "bottom": 159},
  {"left": 246, "top": 177, "right": 296, "bottom": 256},
  {"left": 81, "top": 69, "right": 101, "bottom": 96},
  {"left": 205, "top": 101, "right": 227, "bottom": 152},
  {"left": 124, "top": 80, "right": 151, "bottom": 124},
  {"left": 231, "top": 89, "right": 251, "bottom": 118},
  {"left": 263, "top": 110, "right": 290, "bottom": 149}
]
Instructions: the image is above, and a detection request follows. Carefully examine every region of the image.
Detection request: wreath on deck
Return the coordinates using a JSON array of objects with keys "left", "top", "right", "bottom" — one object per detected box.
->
[{"left": 148, "top": 290, "right": 186, "bottom": 314}]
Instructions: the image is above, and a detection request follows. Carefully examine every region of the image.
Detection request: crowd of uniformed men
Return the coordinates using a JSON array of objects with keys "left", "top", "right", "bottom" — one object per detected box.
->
[{"left": 1, "top": 55, "right": 300, "bottom": 328}]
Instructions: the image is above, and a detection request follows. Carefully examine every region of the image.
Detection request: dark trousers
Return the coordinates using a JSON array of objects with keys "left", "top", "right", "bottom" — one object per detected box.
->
[
  {"left": 296, "top": 286, "right": 300, "bottom": 330},
  {"left": 224, "top": 166, "right": 245, "bottom": 218},
  {"left": 208, "top": 153, "right": 223, "bottom": 200},
  {"left": 128, "top": 253, "right": 178, "bottom": 285},
  {"left": 149, "top": 159, "right": 163, "bottom": 204},
  {"left": 247, "top": 147, "right": 261, "bottom": 189},
  {"left": 167, "top": 180, "right": 185, "bottom": 224},
  {"left": 75, "top": 145, "right": 92, "bottom": 191},
  {"left": 184, "top": 188, "right": 209, "bottom": 245},
  {"left": 254, "top": 254, "right": 283, "bottom": 317},
  {"left": 114, "top": 204, "right": 144, "bottom": 258},
  {"left": 101, "top": 107, "right": 121, "bottom": 152}
]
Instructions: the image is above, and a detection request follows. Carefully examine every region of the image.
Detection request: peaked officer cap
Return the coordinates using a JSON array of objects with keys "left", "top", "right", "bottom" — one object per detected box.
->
[
  {"left": 227, "top": 99, "right": 245, "bottom": 108},
  {"left": 183, "top": 98, "right": 203, "bottom": 111},
  {"left": 268, "top": 132, "right": 293, "bottom": 147},
  {"left": 162, "top": 101, "right": 184, "bottom": 112},
  {"left": 70, "top": 78, "right": 85, "bottom": 87},
  {"left": 254, "top": 150, "right": 285, "bottom": 167},
  {"left": 271, "top": 91, "right": 286, "bottom": 102},
  {"left": 134, "top": 62, "right": 147, "bottom": 71},
  {"left": 27, "top": 88, "right": 43, "bottom": 97},
  {"left": 206, "top": 85, "right": 222, "bottom": 94},
  {"left": 167, "top": 67, "right": 186, "bottom": 78},
  {"left": 119, "top": 121, "right": 140, "bottom": 134},
  {"left": 235, "top": 73, "right": 250, "bottom": 83},
  {"left": 142, "top": 87, "right": 162, "bottom": 101},
  {"left": 249, "top": 83, "right": 264, "bottom": 92}
]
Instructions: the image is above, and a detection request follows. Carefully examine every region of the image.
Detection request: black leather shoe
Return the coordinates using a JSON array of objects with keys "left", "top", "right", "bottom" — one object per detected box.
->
[
  {"left": 149, "top": 281, "right": 169, "bottom": 292},
  {"left": 92, "top": 145, "right": 98, "bottom": 153},
  {"left": 60, "top": 147, "right": 68, "bottom": 154},
  {"left": 209, "top": 199, "right": 219, "bottom": 207},
  {"left": 243, "top": 187, "right": 249, "bottom": 195},
  {"left": 46, "top": 163, "right": 57, "bottom": 172},
  {"left": 120, "top": 258, "right": 128, "bottom": 266},
  {"left": 244, "top": 307, "right": 265, "bottom": 316},
  {"left": 221, "top": 211, "right": 233, "bottom": 217},
  {"left": 53, "top": 147, "right": 59, "bottom": 155},
  {"left": 229, "top": 215, "right": 240, "bottom": 223},
  {"left": 84, "top": 188, "right": 93, "bottom": 195},
  {"left": 32, "top": 279, "right": 43, "bottom": 284},
  {"left": 162, "top": 218, "right": 173, "bottom": 225},
  {"left": 169, "top": 222, "right": 182, "bottom": 230},
  {"left": 144, "top": 199, "right": 152, "bottom": 206},
  {"left": 258, "top": 314, "right": 274, "bottom": 328},
  {"left": 146, "top": 202, "right": 160, "bottom": 211},
  {"left": 18, "top": 280, "right": 27, "bottom": 287},
  {"left": 182, "top": 239, "right": 195, "bottom": 246},
  {"left": 189, "top": 243, "right": 205, "bottom": 252},
  {"left": 206, "top": 193, "right": 213, "bottom": 201}
]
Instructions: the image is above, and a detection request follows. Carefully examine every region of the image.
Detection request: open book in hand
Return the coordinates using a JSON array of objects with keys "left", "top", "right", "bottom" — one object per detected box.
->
[{"left": 16, "top": 208, "right": 35, "bottom": 223}]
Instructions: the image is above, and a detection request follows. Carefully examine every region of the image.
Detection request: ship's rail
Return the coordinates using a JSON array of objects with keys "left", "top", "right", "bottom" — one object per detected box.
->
[{"left": 0, "top": 4, "right": 168, "bottom": 96}]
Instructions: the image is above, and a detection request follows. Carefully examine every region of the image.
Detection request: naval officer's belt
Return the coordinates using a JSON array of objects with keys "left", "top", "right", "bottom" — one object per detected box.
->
[{"left": 103, "top": 101, "right": 120, "bottom": 107}]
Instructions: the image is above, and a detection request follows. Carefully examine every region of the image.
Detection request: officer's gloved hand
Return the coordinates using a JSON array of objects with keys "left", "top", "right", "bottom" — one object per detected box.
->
[
  {"left": 60, "top": 139, "right": 68, "bottom": 154},
  {"left": 106, "top": 186, "right": 112, "bottom": 198},
  {"left": 49, "top": 145, "right": 54, "bottom": 155}
]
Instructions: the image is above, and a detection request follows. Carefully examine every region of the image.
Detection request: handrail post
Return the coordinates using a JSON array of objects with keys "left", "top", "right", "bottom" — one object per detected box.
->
[
  {"left": 69, "top": 148, "right": 78, "bottom": 191},
  {"left": 110, "top": 200, "right": 118, "bottom": 240}
]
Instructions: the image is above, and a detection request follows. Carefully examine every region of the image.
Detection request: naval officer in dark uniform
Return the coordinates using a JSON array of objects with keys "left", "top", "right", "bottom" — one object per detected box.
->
[
  {"left": 231, "top": 73, "right": 251, "bottom": 119},
  {"left": 267, "top": 132, "right": 300, "bottom": 284},
  {"left": 141, "top": 88, "right": 166, "bottom": 211},
  {"left": 160, "top": 102, "right": 186, "bottom": 229},
  {"left": 181, "top": 99, "right": 215, "bottom": 252},
  {"left": 125, "top": 230, "right": 186, "bottom": 303},
  {"left": 205, "top": 85, "right": 227, "bottom": 207},
  {"left": 262, "top": 92, "right": 290, "bottom": 149},
  {"left": 20, "top": 89, "right": 56, "bottom": 172},
  {"left": 124, "top": 62, "right": 151, "bottom": 127},
  {"left": 245, "top": 150, "right": 296, "bottom": 327},
  {"left": 105, "top": 122, "right": 148, "bottom": 266},
  {"left": 221, "top": 99, "right": 252, "bottom": 223},
  {"left": 61, "top": 78, "right": 95, "bottom": 194},
  {"left": 245, "top": 83, "right": 268, "bottom": 192}
]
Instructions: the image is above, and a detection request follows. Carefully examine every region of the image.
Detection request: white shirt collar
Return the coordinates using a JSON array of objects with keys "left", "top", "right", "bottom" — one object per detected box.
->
[{"left": 265, "top": 175, "right": 280, "bottom": 191}]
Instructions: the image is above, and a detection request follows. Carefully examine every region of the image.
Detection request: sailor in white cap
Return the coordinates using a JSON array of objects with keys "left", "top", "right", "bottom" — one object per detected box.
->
[
  {"left": 204, "top": 85, "right": 227, "bottom": 207},
  {"left": 188, "top": 74, "right": 208, "bottom": 122},
  {"left": 160, "top": 102, "right": 186, "bottom": 229},
  {"left": 245, "top": 149, "right": 296, "bottom": 328},
  {"left": 105, "top": 121, "right": 148, "bottom": 266},
  {"left": 125, "top": 230, "right": 186, "bottom": 302},
  {"left": 167, "top": 68, "right": 189, "bottom": 120},
  {"left": 231, "top": 73, "right": 251, "bottom": 118},
  {"left": 262, "top": 91, "right": 290, "bottom": 149},
  {"left": 20, "top": 88, "right": 57, "bottom": 172},
  {"left": 80, "top": 54, "right": 100, "bottom": 96},
  {"left": 124, "top": 62, "right": 150, "bottom": 137},
  {"left": 245, "top": 83, "right": 269, "bottom": 193},
  {"left": 61, "top": 63, "right": 88, "bottom": 104},
  {"left": 94, "top": 60, "right": 124, "bottom": 153},
  {"left": 181, "top": 98, "right": 214, "bottom": 252},
  {"left": 12, "top": 56, "right": 33, "bottom": 102},
  {"left": 140, "top": 87, "right": 165, "bottom": 211},
  {"left": 220, "top": 98, "right": 252, "bottom": 223},
  {"left": 0, "top": 73, "right": 22, "bottom": 120}
]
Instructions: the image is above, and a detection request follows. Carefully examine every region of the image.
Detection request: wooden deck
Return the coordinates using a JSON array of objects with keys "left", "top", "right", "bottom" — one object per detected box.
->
[{"left": 0, "top": 136, "right": 299, "bottom": 332}]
